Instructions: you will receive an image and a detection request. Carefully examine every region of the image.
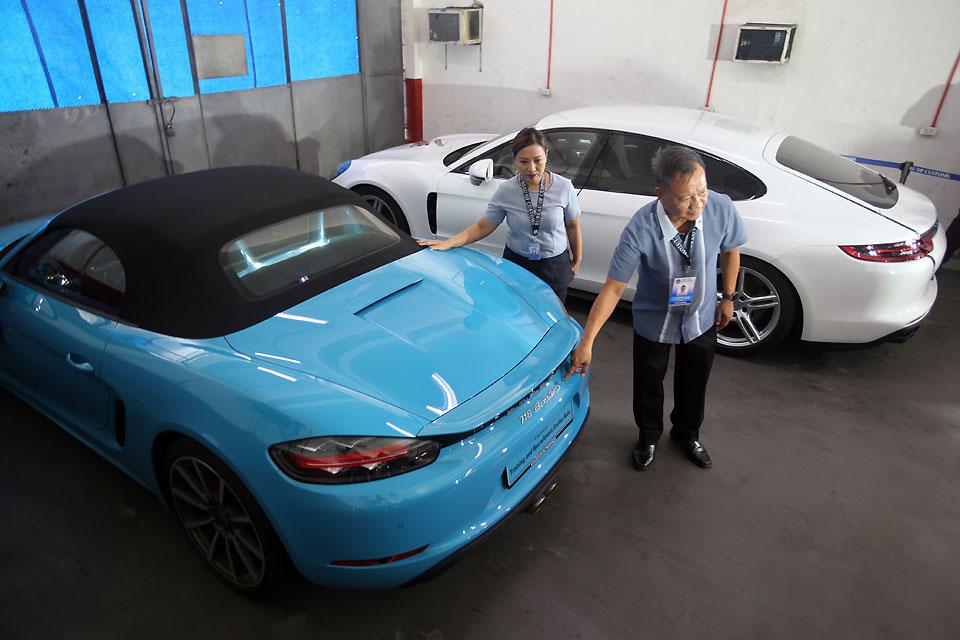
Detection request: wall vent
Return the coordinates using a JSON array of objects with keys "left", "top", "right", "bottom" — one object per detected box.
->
[
  {"left": 735, "top": 23, "right": 797, "bottom": 64},
  {"left": 428, "top": 7, "right": 482, "bottom": 45}
]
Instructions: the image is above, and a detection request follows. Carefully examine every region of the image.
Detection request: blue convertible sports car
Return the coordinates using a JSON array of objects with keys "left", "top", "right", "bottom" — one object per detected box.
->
[{"left": 0, "top": 167, "right": 590, "bottom": 592}]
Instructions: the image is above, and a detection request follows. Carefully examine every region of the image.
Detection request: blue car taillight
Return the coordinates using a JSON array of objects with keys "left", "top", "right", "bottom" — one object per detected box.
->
[{"left": 269, "top": 436, "right": 439, "bottom": 484}]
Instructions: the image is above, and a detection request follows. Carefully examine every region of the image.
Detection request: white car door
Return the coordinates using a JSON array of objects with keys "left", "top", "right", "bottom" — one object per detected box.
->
[
  {"left": 572, "top": 132, "right": 662, "bottom": 295},
  {"left": 573, "top": 189, "right": 650, "bottom": 296},
  {"left": 433, "top": 139, "right": 511, "bottom": 255}
]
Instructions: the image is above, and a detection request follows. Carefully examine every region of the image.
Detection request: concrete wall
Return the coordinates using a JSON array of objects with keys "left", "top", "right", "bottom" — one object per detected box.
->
[
  {"left": 359, "top": 0, "right": 406, "bottom": 151},
  {"left": 0, "top": 74, "right": 369, "bottom": 224},
  {"left": 1, "top": 106, "right": 128, "bottom": 224},
  {"left": 198, "top": 87, "right": 298, "bottom": 169},
  {"left": 293, "top": 75, "right": 367, "bottom": 177},
  {"left": 402, "top": 0, "right": 960, "bottom": 224},
  {"left": 0, "top": 0, "right": 403, "bottom": 225}
]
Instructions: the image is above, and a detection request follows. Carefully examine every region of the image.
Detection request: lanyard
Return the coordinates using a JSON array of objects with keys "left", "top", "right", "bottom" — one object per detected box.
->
[
  {"left": 670, "top": 226, "right": 697, "bottom": 268},
  {"left": 518, "top": 174, "right": 546, "bottom": 236}
]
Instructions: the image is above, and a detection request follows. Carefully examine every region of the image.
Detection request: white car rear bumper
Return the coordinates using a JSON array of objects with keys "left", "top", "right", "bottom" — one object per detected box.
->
[{"left": 780, "top": 239, "right": 941, "bottom": 344}]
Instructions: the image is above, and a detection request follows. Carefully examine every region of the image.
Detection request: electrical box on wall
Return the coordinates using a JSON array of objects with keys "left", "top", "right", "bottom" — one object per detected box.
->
[
  {"left": 428, "top": 7, "right": 482, "bottom": 45},
  {"left": 735, "top": 23, "right": 797, "bottom": 63}
]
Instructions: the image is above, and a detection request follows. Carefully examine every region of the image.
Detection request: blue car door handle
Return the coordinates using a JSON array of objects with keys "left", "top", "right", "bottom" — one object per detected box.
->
[{"left": 65, "top": 353, "right": 94, "bottom": 373}]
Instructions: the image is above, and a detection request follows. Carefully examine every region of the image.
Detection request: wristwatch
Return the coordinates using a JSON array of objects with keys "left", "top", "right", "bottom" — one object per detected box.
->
[{"left": 720, "top": 292, "right": 735, "bottom": 301}]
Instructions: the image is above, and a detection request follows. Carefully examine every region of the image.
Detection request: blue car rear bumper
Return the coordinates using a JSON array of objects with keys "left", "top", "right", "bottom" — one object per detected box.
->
[{"left": 260, "top": 320, "right": 591, "bottom": 589}]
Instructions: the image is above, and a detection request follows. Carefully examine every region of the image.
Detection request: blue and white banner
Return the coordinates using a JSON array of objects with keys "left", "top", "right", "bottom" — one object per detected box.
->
[{"left": 844, "top": 155, "right": 960, "bottom": 182}]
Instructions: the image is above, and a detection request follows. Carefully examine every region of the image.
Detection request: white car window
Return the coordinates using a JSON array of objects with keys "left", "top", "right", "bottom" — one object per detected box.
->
[
  {"left": 442, "top": 141, "right": 487, "bottom": 167},
  {"left": 543, "top": 130, "right": 602, "bottom": 180},
  {"left": 454, "top": 140, "right": 516, "bottom": 179},
  {"left": 454, "top": 129, "right": 603, "bottom": 185},
  {"left": 585, "top": 133, "right": 661, "bottom": 195},
  {"left": 585, "top": 132, "right": 765, "bottom": 201}
]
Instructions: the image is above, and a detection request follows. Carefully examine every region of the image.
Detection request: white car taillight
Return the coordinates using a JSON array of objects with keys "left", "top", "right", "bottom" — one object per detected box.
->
[{"left": 839, "top": 222, "right": 937, "bottom": 263}]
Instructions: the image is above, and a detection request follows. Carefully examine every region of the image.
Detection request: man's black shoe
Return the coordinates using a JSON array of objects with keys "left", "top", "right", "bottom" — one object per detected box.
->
[
  {"left": 631, "top": 443, "right": 656, "bottom": 471},
  {"left": 670, "top": 432, "right": 712, "bottom": 468}
]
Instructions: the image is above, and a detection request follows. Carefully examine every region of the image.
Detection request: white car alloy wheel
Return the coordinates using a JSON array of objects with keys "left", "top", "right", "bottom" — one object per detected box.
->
[{"left": 717, "top": 257, "right": 796, "bottom": 355}]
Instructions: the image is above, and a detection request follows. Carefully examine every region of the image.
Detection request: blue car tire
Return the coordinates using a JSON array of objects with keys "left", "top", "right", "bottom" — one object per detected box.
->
[{"left": 163, "top": 439, "right": 290, "bottom": 594}]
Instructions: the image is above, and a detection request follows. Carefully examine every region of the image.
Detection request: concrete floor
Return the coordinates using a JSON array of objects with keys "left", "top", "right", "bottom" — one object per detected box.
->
[{"left": 1, "top": 270, "right": 958, "bottom": 640}]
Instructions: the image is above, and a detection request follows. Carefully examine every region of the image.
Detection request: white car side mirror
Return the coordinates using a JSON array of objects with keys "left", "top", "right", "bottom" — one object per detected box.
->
[{"left": 468, "top": 159, "right": 494, "bottom": 186}]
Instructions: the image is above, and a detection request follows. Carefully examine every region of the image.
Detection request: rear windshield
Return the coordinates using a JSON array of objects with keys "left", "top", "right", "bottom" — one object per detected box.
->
[
  {"left": 221, "top": 204, "right": 400, "bottom": 299},
  {"left": 776, "top": 136, "right": 898, "bottom": 209}
]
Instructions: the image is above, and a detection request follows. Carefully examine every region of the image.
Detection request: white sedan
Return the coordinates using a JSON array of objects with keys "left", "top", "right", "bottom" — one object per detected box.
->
[{"left": 333, "top": 105, "right": 946, "bottom": 354}]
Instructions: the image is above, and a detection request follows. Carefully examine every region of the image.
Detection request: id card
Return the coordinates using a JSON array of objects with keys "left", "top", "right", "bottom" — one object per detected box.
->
[
  {"left": 669, "top": 277, "right": 696, "bottom": 306},
  {"left": 527, "top": 242, "right": 541, "bottom": 261}
]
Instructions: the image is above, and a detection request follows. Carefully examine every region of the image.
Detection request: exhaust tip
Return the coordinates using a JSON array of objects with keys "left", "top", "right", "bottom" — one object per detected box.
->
[{"left": 526, "top": 481, "right": 559, "bottom": 514}]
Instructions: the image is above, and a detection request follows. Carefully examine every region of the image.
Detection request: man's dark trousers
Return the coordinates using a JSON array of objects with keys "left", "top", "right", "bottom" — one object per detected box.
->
[{"left": 633, "top": 326, "right": 717, "bottom": 446}]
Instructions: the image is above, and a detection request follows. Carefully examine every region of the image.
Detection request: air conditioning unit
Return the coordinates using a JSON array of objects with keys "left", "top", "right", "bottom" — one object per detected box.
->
[
  {"left": 428, "top": 7, "right": 482, "bottom": 45},
  {"left": 735, "top": 23, "right": 797, "bottom": 63}
]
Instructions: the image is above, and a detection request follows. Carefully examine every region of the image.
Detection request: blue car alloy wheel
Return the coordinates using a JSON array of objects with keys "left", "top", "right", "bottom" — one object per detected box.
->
[
  {"left": 0, "top": 166, "right": 590, "bottom": 593},
  {"left": 164, "top": 439, "right": 290, "bottom": 594}
]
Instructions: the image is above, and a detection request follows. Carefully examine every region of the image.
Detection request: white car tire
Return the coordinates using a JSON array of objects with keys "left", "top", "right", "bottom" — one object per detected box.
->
[{"left": 353, "top": 186, "right": 410, "bottom": 234}]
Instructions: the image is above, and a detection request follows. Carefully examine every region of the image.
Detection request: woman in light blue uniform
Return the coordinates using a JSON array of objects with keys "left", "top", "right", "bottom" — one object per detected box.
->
[{"left": 418, "top": 128, "right": 583, "bottom": 302}]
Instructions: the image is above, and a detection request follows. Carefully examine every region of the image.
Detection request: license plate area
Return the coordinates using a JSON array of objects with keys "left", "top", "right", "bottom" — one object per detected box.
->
[{"left": 504, "top": 381, "right": 573, "bottom": 488}]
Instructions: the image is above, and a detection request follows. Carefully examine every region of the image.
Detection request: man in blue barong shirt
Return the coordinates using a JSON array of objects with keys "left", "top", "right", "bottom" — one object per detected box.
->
[{"left": 565, "top": 146, "right": 747, "bottom": 471}]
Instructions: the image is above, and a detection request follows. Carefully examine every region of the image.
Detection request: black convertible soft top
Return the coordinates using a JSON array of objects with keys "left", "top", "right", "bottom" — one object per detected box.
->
[{"left": 48, "top": 166, "right": 420, "bottom": 338}]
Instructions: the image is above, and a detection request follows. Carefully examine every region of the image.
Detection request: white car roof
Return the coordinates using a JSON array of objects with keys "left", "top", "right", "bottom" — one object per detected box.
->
[{"left": 536, "top": 105, "right": 779, "bottom": 163}]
